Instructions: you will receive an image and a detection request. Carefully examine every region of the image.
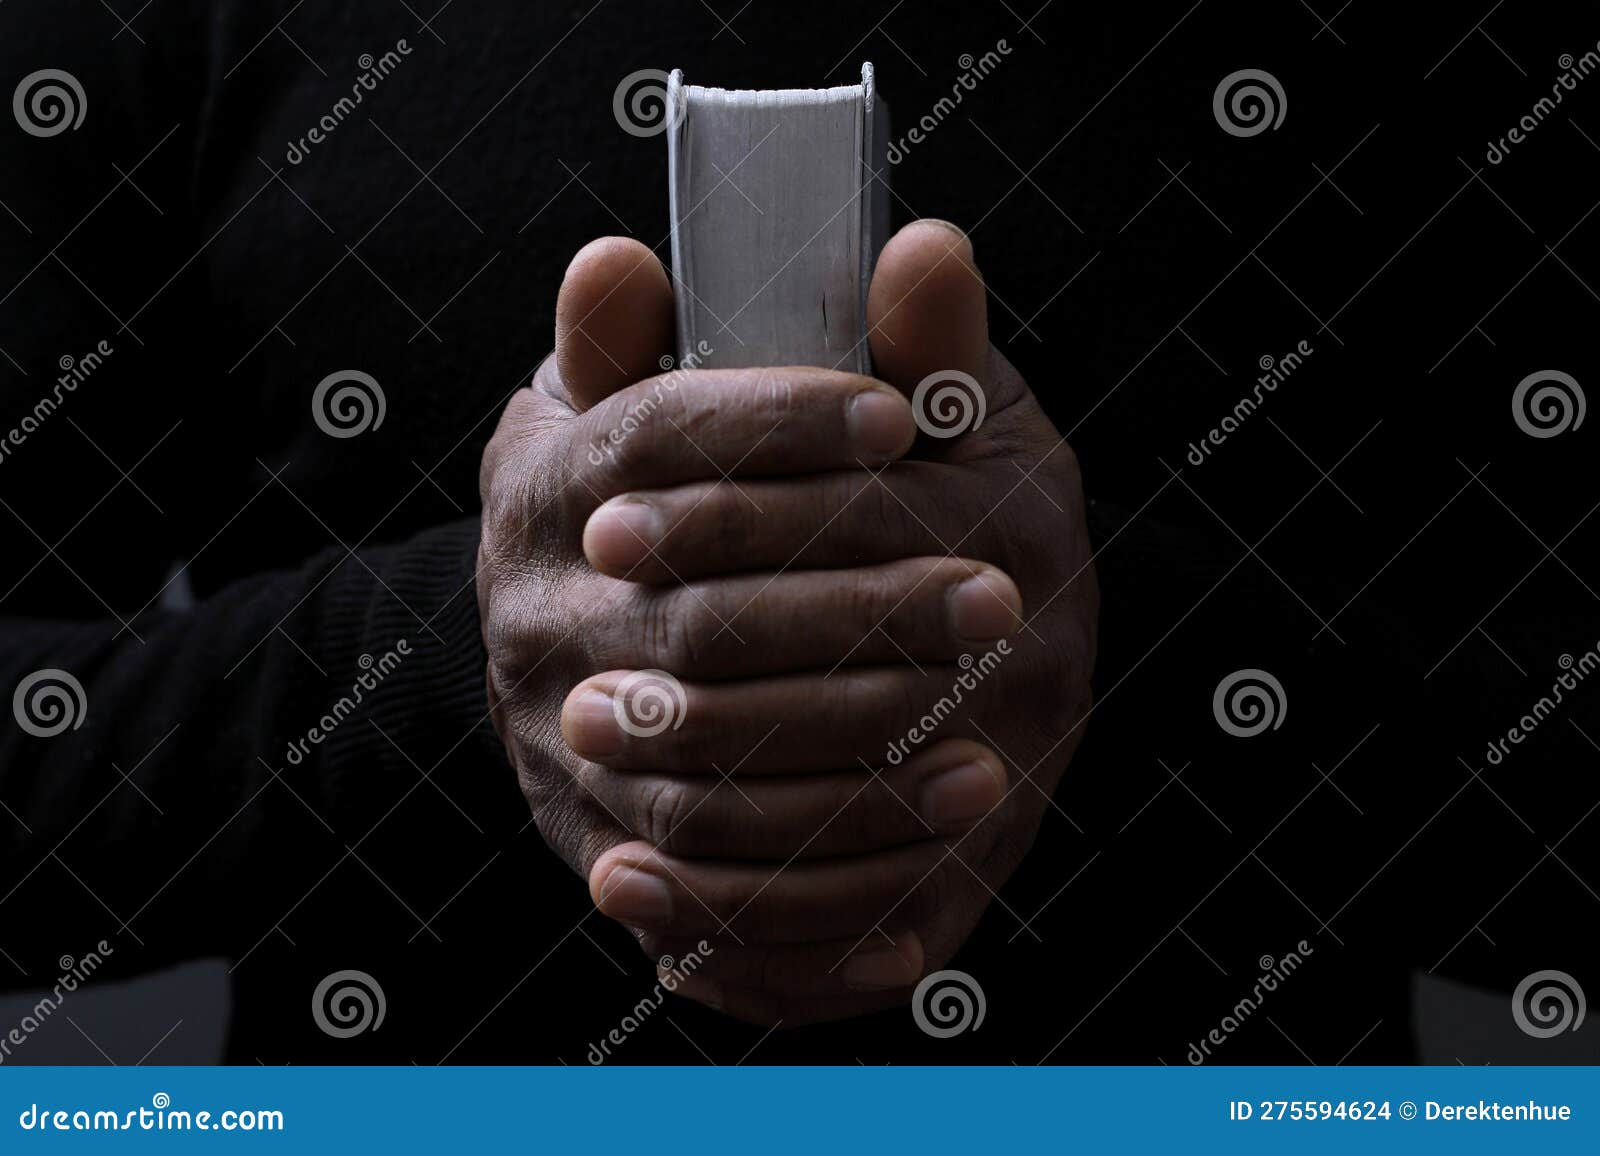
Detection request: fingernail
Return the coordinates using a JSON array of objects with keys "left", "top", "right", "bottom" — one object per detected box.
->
[
  {"left": 563, "top": 689, "right": 622, "bottom": 757},
  {"left": 842, "top": 945, "right": 919, "bottom": 991},
  {"left": 919, "top": 218, "right": 973, "bottom": 256},
  {"left": 918, "top": 758, "right": 1005, "bottom": 829},
  {"left": 847, "top": 389, "right": 913, "bottom": 458},
  {"left": 949, "top": 571, "right": 1021, "bottom": 641},
  {"left": 597, "top": 863, "right": 674, "bottom": 925},
  {"left": 584, "top": 499, "right": 661, "bottom": 570}
]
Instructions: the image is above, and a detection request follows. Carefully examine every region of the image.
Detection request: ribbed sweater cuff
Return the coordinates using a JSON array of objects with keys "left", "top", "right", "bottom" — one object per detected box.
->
[{"left": 317, "top": 518, "right": 503, "bottom": 828}]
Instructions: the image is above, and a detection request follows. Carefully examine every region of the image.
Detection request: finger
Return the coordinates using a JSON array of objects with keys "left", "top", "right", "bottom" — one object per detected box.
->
[
  {"left": 555, "top": 237, "right": 675, "bottom": 412},
  {"left": 648, "top": 929, "right": 924, "bottom": 997},
  {"left": 588, "top": 836, "right": 986, "bottom": 943},
  {"left": 583, "top": 464, "right": 983, "bottom": 581},
  {"left": 867, "top": 219, "right": 988, "bottom": 394},
  {"left": 589, "top": 558, "right": 1022, "bottom": 679},
  {"left": 571, "top": 368, "right": 915, "bottom": 503},
  {"left": 576, "top": 739, "right": 1007, "bottom": 859},
  {"left": 560, "top": 663, "right": 1013, "bottom": 774}
]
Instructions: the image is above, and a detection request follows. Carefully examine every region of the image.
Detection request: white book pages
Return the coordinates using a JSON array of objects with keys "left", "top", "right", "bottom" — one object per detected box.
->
[{"left": 666, "top": 63, "right": 890, "bottom": 373}]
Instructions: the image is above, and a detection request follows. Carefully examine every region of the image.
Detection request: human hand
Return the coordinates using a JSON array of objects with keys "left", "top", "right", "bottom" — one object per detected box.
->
[{"left": 476, "top": 221, "right": 1097, "bottom": 1027}]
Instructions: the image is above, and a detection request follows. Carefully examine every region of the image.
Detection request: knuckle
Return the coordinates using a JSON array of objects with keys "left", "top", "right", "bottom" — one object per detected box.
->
[
  {"left": 595, "top": 413, "right": 651, "bottom": 484},
  {"left": 838, "top": 777, "right": 901, "bottom": 852},
  {"left": 635, "top": 591, "right": 684, "bottom": 674},
  {"left": 642, "top": 777, "right": 693, "bottom": 849},
  {"left": 748, "top": 369, "right": 802, "bottom": 430},
  {"left": 650, "top": 587, "right": 726, "bottom": 676},
  {"left": 909, "top": 858, "right": 961, "bottom": 925},
  {"left": 833, "top": 668, "right": 921, "bottom": 742},
  {"left": 693, "top": 480, "right": 751, "bottom": 552},
  {"left": 889, "top": 668, "right": 933, "bottom": 728},
  {"left": 635, "top": 590, "right": 682, "bottom": 669},
  {"left": 484, "top": 605, "right": 534, "bottom": 697},
  {"left": 587, "top": 379, "right": 692, "bottom": 490},
  {"left": 840, "top": 563, "right": 901, "bottom": 628},
  {"left": 483, "top": 468, "right": 535, "bottom": 548},
  {"left": 554, "top": 471, "right": 594, "bottom": 533},
  {"left": 845, "top": 474, "right": 913, "bottom": 558}
]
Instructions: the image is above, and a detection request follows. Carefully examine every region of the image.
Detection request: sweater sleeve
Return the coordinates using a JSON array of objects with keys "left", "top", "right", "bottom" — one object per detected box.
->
[{"left": 0, "top": 517, "right": 511, "bottom": 981}]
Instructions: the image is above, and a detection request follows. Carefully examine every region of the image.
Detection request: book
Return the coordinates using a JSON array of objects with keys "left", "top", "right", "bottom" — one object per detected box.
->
[{"left": 665, "top": 63, "right": 890, "bottom": 374}]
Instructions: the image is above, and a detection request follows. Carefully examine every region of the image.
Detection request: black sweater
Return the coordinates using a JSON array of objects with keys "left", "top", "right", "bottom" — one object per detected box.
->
[{"left": 1, "top": 0, "right": 1590, "bottom": 1063}]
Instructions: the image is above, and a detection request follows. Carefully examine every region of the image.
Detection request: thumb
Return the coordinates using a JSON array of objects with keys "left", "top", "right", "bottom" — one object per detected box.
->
[
  {"left": 555, "top": 237, "right": 675, "bottom": 412},
  {"left": 866, "top": 219, "right": 988, "bottom": 396}
]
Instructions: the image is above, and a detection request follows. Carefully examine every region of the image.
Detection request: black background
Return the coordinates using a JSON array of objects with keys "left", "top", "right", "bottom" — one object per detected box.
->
[{"left": 2, "top": 0, "right": 1597, "bottom": 1063}]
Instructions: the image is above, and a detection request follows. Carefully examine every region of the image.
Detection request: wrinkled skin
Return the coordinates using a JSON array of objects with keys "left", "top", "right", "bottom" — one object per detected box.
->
[{"left": 477, "top": 221, "right": 1098, "bottom": 1025}]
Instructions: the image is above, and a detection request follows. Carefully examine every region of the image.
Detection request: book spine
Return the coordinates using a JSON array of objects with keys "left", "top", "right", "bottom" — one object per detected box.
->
[{"left": 665, "top": 69, "right": 696, "bottom": 364}]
